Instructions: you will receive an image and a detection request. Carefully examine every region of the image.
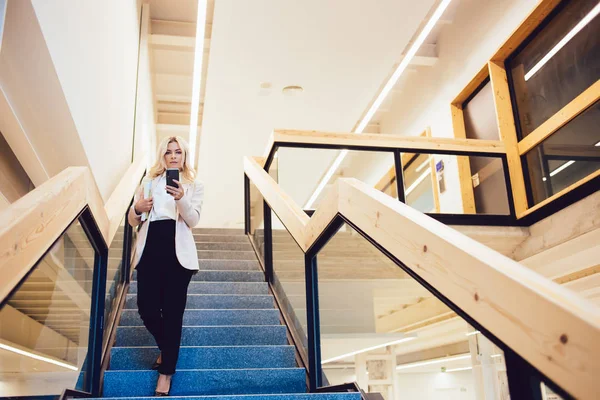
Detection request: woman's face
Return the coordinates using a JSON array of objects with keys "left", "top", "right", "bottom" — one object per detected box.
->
[{"left": 165, "top": 141, "right": 184, "bottom": 170}]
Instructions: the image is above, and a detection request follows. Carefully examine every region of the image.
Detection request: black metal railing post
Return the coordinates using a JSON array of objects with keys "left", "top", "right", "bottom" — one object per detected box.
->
[
  {"left": 304, "top": 253, "right": 322, "bottom": 391},
  {"left": 263, "top": 201, "right": 274, "bottom": 283},
  {"left": 393, "top": 150, "right": 406, "bottom": 203},
  {"left": 244, "top": 174, "right": 251, "bottom": 235},
  {"left": 501, "top": 156, "right": 518, "bottom": 219}
]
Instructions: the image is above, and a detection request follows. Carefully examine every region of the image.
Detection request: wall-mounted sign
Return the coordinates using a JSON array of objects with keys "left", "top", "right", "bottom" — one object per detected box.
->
[{"left": 436, "top": 160, "right": 445, "bottom": 193}]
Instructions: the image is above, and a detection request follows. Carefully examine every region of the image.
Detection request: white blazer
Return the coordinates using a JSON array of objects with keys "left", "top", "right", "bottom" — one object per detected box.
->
[{"left": 128, "top": 175, "right": 204, "bottom": 271}]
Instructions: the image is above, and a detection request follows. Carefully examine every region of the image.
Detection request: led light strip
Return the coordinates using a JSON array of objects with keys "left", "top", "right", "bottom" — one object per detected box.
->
[
  {"left": 396, "top": 353, "right": 470, "bottom": 370},
  {"left": 321, "top": 336, "right": 415, "bottom": 364},
  {"left": 188, "top": 0, "right": 208, "bottom": 166},
  {"left": 0, "top": 342, "right": 78, "bottom": 371},
  {"left": 524, "top": 2, "right": 600, "bottom": 81},
  {"left": 304, "top": 0, "right": 453, "bottom": 208}
]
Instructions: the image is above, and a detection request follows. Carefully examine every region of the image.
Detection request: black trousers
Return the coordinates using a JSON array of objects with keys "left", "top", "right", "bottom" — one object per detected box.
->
[{"left": 136, "top": 219, "right": 193, "bottom": 375}]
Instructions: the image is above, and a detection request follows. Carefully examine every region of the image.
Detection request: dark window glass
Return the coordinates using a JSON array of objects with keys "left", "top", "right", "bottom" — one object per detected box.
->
[
  {"left": 507, "top": 0, "right": 600, "bottom": 138},
  {"left": 525, "top": 101, "right": 600, "bottom": 204}
]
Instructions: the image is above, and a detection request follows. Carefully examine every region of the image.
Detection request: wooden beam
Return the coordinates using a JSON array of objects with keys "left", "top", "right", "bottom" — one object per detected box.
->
[
  {"left": 1, "top": 152, "right": 146, "bottom": 304},
  {"left": 488, "top": 61, "right": 529, "bottom": 217},
  {"left": 0, "top": 168, "right": 88, "bottom": 303},
  {"left": 244, "top": 156, "right": 309, "bottom": 249},
  {"left": 339, "top": 179, "right": 599, "bottom": 399},
  {"left": 518, "top": 80, "right": 600, "bottom": 155},
  {"left": 272, "top": 129, "right": 506, "bottom": 155},
  {"left": 450, "top": 104, "right": 476, "bottom": 214},
  {"left": 491, "top": 0, "right": 563, "bottom": 62},
  {"left": 452, "top": 64, "right": 489, "bottom": 106}
]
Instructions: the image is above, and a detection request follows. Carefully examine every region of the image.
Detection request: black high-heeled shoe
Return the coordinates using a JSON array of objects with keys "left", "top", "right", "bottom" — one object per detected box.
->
[{"left": 154, "top": 374, "right": 171, "bottom": 396}]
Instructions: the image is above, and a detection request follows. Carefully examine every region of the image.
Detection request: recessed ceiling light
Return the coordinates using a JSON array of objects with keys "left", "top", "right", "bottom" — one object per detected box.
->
[{"left": 282, "top": 85, "right": 304, "bottom": 96}]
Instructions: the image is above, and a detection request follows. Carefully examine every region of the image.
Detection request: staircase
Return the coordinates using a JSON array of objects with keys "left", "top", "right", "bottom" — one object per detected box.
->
[{"left": 98, "top": 228, "right": 360, "bottom": 399}]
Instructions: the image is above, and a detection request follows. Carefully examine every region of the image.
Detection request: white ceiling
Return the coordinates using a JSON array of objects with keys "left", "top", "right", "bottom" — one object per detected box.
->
[{"left": 196, "top": 0, "right": 438, "bottom": 227}]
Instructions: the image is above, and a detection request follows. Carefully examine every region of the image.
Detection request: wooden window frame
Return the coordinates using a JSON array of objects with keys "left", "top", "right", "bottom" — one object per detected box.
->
[{"left": 451, "top": 0, "right": 598, "bottom": 219}]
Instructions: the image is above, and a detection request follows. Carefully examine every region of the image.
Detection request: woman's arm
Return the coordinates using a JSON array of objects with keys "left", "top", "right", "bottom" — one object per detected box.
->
[
  {"left": 128, "top": 185, "right": 144, "bottom": 227},
  {"left": 176, "top": 181, "right": 204, "bottom": 227}
]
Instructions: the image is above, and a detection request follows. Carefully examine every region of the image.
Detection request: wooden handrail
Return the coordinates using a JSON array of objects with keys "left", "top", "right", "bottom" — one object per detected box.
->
[
  {"left": 244, "top": 155, "right": 600, "bottom": 399},
  {"left": 0, "top": 155, "right": 147, "bottom": 303},
  {"left": 264, "top": 129, "right": 506, "bottom": 158}
]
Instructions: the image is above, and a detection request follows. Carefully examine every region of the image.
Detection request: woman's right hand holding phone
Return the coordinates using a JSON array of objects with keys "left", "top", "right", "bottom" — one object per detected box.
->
[{"left": 135, "top": 193, "right": 153, "bottom": 214}]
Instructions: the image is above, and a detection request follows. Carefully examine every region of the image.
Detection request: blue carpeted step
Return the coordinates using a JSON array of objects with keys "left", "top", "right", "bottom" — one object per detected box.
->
[
  {"left": 124, "top": 294, "right": 274, "bottom": 309},
  {"left": 91, "top": 394, "right": 360, "bottom": 400},
  {"left": 102, "top": 368, "right": 306, "bottom": 397},
  {"left": 110, "top": 345, "right": 296, "bottom": 370},
  {"left": 115, "top": 326, "right": 287, "bottom": 347},
  {"left": 119, "top": 309, "right": 281, "bottom": 326},
  {"left": 128, "top": 281, "right": 269, "bottom": 295},
  {"left": 194, "top": 270, "right": 265, "bottom": 282},
  {"left": 131, "top": 269, "right": 265, "bottom": 282}
]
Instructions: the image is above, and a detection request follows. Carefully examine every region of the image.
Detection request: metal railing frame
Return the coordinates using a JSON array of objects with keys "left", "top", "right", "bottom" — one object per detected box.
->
[{"left": 243, "top": 141, "right": 590, "bottom": 399}]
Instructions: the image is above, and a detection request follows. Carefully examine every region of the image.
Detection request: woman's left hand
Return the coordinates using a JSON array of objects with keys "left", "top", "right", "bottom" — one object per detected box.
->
[{"left": 166, "top": 179, "right": 184, "bottom": 200}]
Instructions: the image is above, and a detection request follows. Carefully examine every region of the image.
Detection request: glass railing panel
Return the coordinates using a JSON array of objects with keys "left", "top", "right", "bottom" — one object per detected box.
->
[
  {"left": 275, "top": 148, "right": 395, "bottom": 209},
  {"left": 0, "top": 219, "right": 95, "bottom": 397},
  {"left": 318, "top": 222, "right": 510, "bottom": 398},
  {"left": 249, "top": 179, "right": 265, "bottom": 264},
  {"left": 102, "top": 216, "right": 127, "bottom": 351},
  {"left": 271, "top": 211, "right": 308, "bottom": 357},
  {"left": 524, "top": 101, "right": 600, "bottom": 205}
]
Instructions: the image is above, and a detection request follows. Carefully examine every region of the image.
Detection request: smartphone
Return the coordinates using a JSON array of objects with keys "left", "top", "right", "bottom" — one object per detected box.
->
[{"left": 166, "top": 168, "right": 179, "bottom": 189}]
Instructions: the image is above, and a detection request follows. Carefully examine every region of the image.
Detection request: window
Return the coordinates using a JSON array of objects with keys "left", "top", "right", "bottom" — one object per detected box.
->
[{"left": 507, "top": 0, "right": 600, "bottom": 138}]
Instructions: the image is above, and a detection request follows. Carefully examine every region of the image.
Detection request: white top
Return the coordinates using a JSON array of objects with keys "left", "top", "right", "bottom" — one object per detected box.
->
[
  {"left": 129, "top": 176, "right": 205, "bottom": 270},
  {"left": 149, "top": 175, "right": 178, "bottom": 222}
]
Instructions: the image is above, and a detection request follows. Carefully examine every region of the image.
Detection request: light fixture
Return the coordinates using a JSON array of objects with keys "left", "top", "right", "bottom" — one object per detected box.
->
[
  {"left": 304, "top": 0, "right": 453, "bottom": 208},
  {"left": 524, "top": 2, "right": 600, "bottom": 81},
  {"left": 188, "top": 0, "right": 209, "bottom": 166},
  {"left": 405, "top": 170, "right": 431, "bottom": 196},
  {"left": 396, "top": 354, "right": 470, "bottom": 371},
  {"left": 465, "top": 330, "right": 481, "bottom": 337},
  {"left": 0, "top": 342, "right": 78, "bottom": 371},
  {"left": 321, "top": 336, "right": 415, "bottom": 364},
  {"left": 282, "top": 85, "right": 304, "bottom": 96},
  {"left": 595, "top": 140, "right": 600, "bottom": 147},
  {"left": 550, "top": 160, "right": 575, "bottom": 177}
]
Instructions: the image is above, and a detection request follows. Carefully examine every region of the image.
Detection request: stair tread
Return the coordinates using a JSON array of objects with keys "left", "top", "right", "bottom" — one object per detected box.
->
[{"left": 103, "top": 368, "right": 306, "bottom": 397}]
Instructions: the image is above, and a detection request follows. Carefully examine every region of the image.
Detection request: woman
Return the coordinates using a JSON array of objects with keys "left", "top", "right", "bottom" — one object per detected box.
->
[{"left": 128, "top": 136, "right": 204, "bottom": 396}]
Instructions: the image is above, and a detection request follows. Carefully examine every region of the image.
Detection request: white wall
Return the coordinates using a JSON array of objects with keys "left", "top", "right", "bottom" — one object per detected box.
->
[
  {"left": 368, "top": 0, "right": 539, "bottom": 212},
  {"left": 133, "top": 3, "right": 157, "bottom": 167},
  {"left": 31, "top": 0, "right": 144, "bottom": 201},
  {"left": 396, "top": 371, "right": 475, "bottom": 400}
]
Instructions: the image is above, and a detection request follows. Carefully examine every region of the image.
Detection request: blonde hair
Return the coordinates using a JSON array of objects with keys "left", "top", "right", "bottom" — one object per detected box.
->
[{"left": 148, "top": 136, "right": 196, "bottom": 183}]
